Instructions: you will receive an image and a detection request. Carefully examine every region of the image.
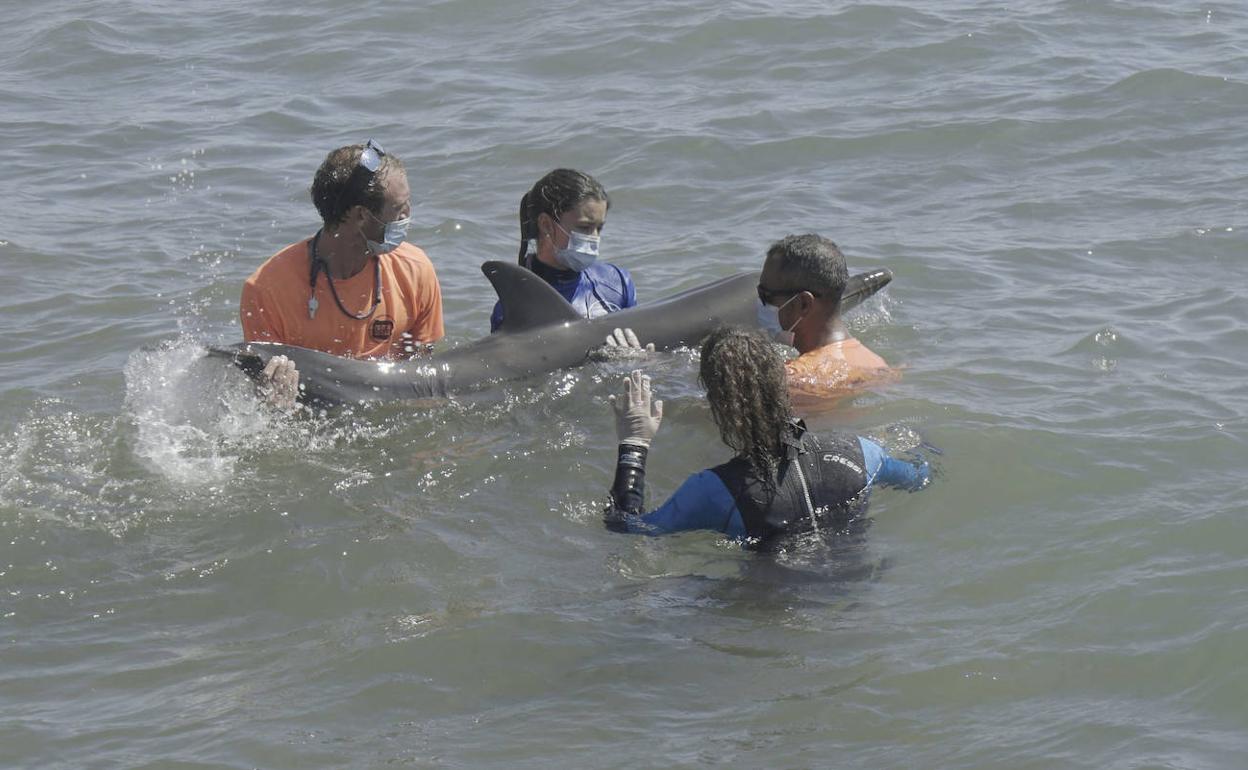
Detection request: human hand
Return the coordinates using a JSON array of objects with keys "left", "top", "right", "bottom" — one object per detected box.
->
[
  {"left": 259, "top": 355, "right": 300, "bottom": 411},
  {"left": 609, "top": 369, "right": 663, "bottom": 447},
  {"left": 603, "top": 327, "right": 655, "bottom": 354}
]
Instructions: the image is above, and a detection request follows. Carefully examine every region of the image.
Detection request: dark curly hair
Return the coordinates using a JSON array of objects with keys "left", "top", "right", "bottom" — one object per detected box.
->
[
  {"left": 517, "top": 168, "right": 610, "bottom": 264},
  {"left": 699, "top": 327, "right": 793, "bottom": 485},
  {"left": 310, "top": 144, "right": 406, "bottom": 228}
]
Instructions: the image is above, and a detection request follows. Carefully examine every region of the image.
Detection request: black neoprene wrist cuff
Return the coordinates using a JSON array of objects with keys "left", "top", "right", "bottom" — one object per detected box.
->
[
  {"left": 608, "top": 442, "right": 649, "bottom": 517},
  {"left": 617, "top": 442, "right": 648, "bottom": 465}
]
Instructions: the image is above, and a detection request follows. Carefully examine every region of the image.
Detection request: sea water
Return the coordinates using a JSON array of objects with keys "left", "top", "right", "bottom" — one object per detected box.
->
[{"left": 1, "top": 1, "right": 1246, "bottom": 767}]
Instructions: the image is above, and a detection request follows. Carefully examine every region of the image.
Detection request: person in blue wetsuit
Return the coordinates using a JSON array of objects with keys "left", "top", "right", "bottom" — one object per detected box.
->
[
  {"left": 490, "top": 168, "right": 638, "bottom": 332},
  {"left": 606, "top": 327, "right": 928, "bottom": 550}
]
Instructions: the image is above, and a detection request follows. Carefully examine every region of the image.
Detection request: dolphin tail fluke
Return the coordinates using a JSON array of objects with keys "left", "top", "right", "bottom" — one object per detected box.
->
[{"left": 483, "top": 261, "right": 582, "bottom": 333}]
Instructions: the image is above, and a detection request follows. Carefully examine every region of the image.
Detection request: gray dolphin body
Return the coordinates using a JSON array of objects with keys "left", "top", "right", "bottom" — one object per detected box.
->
[{"left": 210, "top": 260, "right": 893, "bottom": 405}]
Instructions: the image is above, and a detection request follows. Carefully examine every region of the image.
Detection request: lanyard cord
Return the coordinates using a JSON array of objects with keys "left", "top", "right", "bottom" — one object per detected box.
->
[{"left": 308, "top": 230, "right": 382, "bottom": 321}]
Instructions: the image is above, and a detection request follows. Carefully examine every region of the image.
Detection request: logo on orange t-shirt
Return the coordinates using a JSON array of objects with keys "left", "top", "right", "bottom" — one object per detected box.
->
[{"left": 371, "top": 317, "right": 394, "bottom": 341}]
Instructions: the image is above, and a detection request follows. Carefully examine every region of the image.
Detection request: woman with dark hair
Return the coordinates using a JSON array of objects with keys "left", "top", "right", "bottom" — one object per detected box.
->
[
  {"left": 605, "top": 327, "right": 928, "bottom": 549},
  {"left": 490, "top": 168, "right": 638, "bottom": 332}
]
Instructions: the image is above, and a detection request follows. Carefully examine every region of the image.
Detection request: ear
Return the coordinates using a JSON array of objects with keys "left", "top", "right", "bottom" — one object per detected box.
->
[{"left": 536, "top": 212, "right": 555, "bottom": 240}]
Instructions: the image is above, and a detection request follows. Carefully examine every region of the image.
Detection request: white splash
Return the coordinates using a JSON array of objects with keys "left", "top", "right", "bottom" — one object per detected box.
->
[{"left": 122, "top": 336, "right": 271, "bottom": 485}]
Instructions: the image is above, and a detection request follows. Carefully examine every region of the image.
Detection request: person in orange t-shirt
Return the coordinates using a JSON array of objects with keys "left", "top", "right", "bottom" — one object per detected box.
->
[
  {"left": 755, "top": 234, "right": 895, "bottom": 407},
  {"left": 240, "top": 140, "right": 444, "bottom": 407}
]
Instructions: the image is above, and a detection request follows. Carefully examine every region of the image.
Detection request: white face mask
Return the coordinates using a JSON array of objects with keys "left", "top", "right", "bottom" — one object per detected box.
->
[
  {"left": 363, "top": 210, "right": 411, "bottom": 255},
  {"left": 756, "top": 295, "right": 801, "bottom": 347},
  {"left": 552, "top": 220, "right": 600, "bottom": 272}
]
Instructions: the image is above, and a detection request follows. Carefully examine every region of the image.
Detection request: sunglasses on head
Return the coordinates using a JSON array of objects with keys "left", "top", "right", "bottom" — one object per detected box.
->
[
  {"left": 359, "top": 138, "right": 386, "bottom": 173},
  {"left": 328, "top": 139, "right": 388, "bottom": 217}
]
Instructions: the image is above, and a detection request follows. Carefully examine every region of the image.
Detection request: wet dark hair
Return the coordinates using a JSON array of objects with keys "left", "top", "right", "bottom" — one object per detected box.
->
[
  {"left": 311, "top": 144, "right": 406, "bottom": 228},
  {"left": 699, "top": 326, "right": 793, "bottom": 485},
  {"left": 517, "top": 168, "right": 610, "bottom": 265},
  {"left": 766, "top": 234, "right": 849, "bottom": 313}
]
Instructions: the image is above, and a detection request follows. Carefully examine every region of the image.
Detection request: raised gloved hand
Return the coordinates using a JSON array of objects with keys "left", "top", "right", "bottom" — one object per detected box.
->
[{"left": 609, "top": 369, "right": 663, "bottom": 447}]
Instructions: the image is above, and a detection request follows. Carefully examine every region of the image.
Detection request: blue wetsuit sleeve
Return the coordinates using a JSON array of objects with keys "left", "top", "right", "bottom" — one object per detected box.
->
[
  {"left": 489, "top": 300, "right": 503, "bottom": 333},
  {"left": 618, "top": 470, "right": 746, "bottom": 538},
  {"left": 858, "top": 437, "right": 929, "bottom": 491},
  {"left": 623, "top": 269, "right": 637, "bottom": 308}
]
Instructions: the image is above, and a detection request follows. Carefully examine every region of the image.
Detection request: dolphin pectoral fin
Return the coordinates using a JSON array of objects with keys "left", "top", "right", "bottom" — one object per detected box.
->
[
  {"left": 840, "top": 268, "right": 893, "bottom": 313},
  {"left": 206, "top": 344, "right": 268, "bottom": 381},
  {"left": 482, "top": 260, "right": 582, "bottom": 333}
]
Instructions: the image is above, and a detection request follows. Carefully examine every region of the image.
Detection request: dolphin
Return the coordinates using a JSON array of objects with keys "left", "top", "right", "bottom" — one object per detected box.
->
[{"left": 209, "top": 260, "right": 893, "bottom": 405}]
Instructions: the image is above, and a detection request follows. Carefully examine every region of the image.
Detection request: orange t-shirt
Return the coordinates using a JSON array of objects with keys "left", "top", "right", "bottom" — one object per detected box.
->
[
  {"left": 240, "top": 239, "right": 444, "bottom": 359},
  {"left": 785, "top": 337, "right": 896, "bottom": 402}
]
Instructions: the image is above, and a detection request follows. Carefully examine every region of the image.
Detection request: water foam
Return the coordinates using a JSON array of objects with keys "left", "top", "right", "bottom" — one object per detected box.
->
[{"left": 122, "top": 336, "right": 272, "bottom": 485}]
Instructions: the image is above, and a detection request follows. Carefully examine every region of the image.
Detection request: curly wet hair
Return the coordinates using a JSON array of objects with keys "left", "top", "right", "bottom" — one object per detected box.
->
[
  {"left": 310, "top": 144, "right": 406, "bottom": 227},
  {"left": 698, "top": 326, "right": 793, "bottom": 484}
]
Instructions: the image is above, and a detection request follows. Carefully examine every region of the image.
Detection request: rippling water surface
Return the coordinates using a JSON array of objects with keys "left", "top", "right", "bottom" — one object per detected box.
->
[{"left": 2, "top": 1, "right": 1247, "bottom": 767}]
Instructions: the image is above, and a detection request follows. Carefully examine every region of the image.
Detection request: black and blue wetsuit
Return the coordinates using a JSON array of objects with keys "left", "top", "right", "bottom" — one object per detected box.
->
[
  {"left": 490, "top": 259, "right": 637, "bottom": 332},
  {"left": 607, "top": 420, "right": 927, "bottom": 549}
]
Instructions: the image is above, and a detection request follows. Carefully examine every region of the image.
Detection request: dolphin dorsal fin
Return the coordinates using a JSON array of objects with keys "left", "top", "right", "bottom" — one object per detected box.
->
[{"left": 482, "top": 261, "right": 582, "bottom": 333}]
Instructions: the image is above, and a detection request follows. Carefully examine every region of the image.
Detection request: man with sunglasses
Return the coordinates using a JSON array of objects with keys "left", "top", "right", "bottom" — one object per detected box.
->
[
  {"left": 756, "top": 234, "right": 893, "bottom": 405},
  {"left": 240, "top": 141, "right": 444, "bottom": 407}
]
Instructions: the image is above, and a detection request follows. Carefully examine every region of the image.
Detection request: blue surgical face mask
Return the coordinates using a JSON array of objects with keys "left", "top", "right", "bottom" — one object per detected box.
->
[
  {"left": 364, "top": 209, "right": 411, "bottom": 255},
  {"left": 756, "top": 295, "right": 801, "bottom": 347},
  {"left": 553, "top": 220, "right": 600, "bottom": 272}
]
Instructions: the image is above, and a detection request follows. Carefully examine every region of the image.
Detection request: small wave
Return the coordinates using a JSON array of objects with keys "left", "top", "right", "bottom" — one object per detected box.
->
[
  {"left": 1102, "top": 68, "right": 1244, "bottom": 100},
  {"left": 15, "top": 18, "right": 170, "bottom": 79}
]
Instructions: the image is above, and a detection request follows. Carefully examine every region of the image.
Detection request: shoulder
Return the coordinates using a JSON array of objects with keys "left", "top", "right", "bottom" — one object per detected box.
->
[
  {"left": 784, "top": 346, "right": 829, "bottom": 378},
  {"left": 709, "top": 454, "right": 749, "bottom": 476},
  {"left": 840, "top": 337, "right": 889, "bottom": 369},
  {"left": 383, "top": 244, "right": 441, "bottom": 296},
  {"left": 585, "top": 261, "right": 630, "bottom": 283},
  {"left": 586, "top": 262, "right": 636, "bottom": 302},
  {"left": 810, "top": 430, "right": 868, "bottom": 462},
  {"left": 707, "top": 455, "right": 751, "bottom": 492},
  {"left": 787, "top": 338, "right": 891, "bottom": 380},
  {"left": 245, "top": 240, "right": 309, "bottom": 287},
  {"left": 385, "top": 242, "right": 436, "bottom": 274}
]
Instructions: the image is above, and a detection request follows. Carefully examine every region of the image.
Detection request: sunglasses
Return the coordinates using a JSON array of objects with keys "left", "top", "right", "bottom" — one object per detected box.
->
[
  {"left": 359, "top": 138, "right": 386, "bottom": 173},
  {"left": 328, "top": 139, "right": 387, "bottom": 217},
  {"left": 756, "top": 284, "right": 822, "bottom": 305}
]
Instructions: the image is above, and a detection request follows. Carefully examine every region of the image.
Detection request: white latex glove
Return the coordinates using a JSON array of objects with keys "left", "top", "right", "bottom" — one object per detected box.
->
[
  {"left": 603, "top": 327, "right": 655, "bottom": 353},
  {"left": 259, "top": 355, "right": 300, "bottom": 411},
  {"left": 609, "top": 369, "right": 663, "bottom": 447}
]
